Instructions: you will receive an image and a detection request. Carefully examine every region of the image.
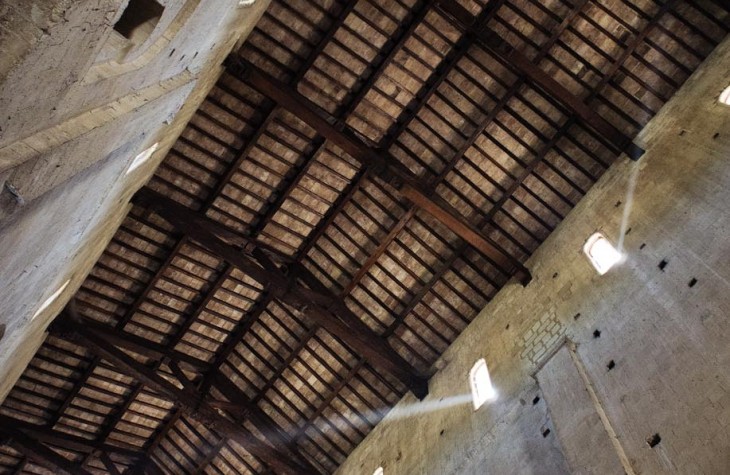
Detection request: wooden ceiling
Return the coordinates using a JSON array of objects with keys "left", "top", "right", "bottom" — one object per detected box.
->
[{"left": 1, "top": 0, "right": 727, "bottom": 474}]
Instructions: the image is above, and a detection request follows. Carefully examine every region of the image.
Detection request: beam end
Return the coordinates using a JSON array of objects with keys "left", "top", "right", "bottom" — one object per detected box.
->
[
  {"left": 625, "top": 142, "right": 645, "bottom": 161},
  {"left": 516, "top": 267, "right": 533, "bottom": 287}
]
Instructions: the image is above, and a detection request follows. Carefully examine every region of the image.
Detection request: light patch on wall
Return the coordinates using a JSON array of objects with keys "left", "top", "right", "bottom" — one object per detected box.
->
[
  {"left": 238, "top": 0, "right": 256, "bottom": 6},
  {"left": 720, "top": 85, "right": 730, "bottom": 105},
  {"left": 127, "top": 142, "right": 159, "bottom": 174},
  {"left": 373, "top": 467, "right": 384, "bottom": 475},
  {"left": 32, "top": 280, "right": 70, "bottom": 321},
  {"left": 470, "top": 358, "right": 497, "bottom": 410},
  {"left": 583, "top": 233, "right": 622, "bottom": 275}
]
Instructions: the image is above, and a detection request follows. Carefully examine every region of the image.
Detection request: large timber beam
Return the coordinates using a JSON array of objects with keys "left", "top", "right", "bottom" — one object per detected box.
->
[
  {"left": 132, "top": 188, "right": 430, "bottom": 398},
  {"left": 52, "top": 311, "right": 317, "bottom": 475},
  {"left": 64, "top": 316, "right": 211, "bottom": 372},
  {"left": 224, "top": 55, "right": 531, "bottom": 285},
  {"left": 435, "top": 0, "right": 644, "bottom": 160},
  {"left": 0, "top": 415, "right": 144, "bottom": 459},
  {"left": 0, "top": 426, "right": 94, "bottom": 475}
]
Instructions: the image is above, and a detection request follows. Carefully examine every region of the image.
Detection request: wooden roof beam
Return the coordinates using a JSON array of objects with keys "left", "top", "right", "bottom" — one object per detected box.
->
[
  {"left": 0, "top": 415, "right": 144, "bottom": 460},
  {"left": 100, "top": 452, "right": 123, "bottom": 475},
  {"left": 224, "top": 56, "right": 531, "bottom": 286},
  {"left": 0, "top": 426, "right": 93, "bottom": 475},
  {"left": 435, "top": 0, "right": 645, "bottom": 160},
  {"left": 211, "top": 374, "right": 299, "bottom": 451},
  {"left": 58, "top": 315, "right": 212, "bottom": 372},
  {"left": 53, "top": 312, "right": 317, "bottom": 475},
  {"left": 132, "top": 188, "right": 430, "bottom": 398}
]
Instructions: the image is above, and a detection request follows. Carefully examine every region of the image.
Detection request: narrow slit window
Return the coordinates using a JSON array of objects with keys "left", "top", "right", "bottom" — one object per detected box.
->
[
  {"left": 127, "top": 142, "right": 159, "bottom": 174},
  {"left": 32, "top": 280, "right": 70, "bottom": 321},
  {"left": 470, "top": 358, "right": 496, "bottom": 410},
  {"left": 720, "top": 85, "right": 730, "bottom": 105},
  {"left": 583, "top": 233, "right": 622, "bottom": 275}
]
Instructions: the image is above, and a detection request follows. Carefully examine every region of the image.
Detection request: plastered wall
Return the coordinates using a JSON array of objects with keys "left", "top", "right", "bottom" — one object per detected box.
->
[
  {"left": 336, "top": 35, "right": 730, "bottom": 475},
  {"left": 0, "top": 0, "right": 271, "bottom": 401}
]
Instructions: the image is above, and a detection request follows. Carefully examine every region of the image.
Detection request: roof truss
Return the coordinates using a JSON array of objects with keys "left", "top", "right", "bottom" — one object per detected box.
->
[{"left": 1, "top": 1, "right": 727, "bottom": 474}]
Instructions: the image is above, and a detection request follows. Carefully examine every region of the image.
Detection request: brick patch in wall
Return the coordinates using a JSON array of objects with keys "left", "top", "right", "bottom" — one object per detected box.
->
[{"left": 519, "top": 311, "right": 565, "bottom": 365}]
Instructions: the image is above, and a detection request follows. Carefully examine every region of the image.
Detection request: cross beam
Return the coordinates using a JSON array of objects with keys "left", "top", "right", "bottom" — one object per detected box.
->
[
  {"left": 132, "top": 188, "right": 430, "bottom": 398},
  {"left": 435, "top": 0, "right": 644, "bottom": 160},
  {"left": 52, "top": 312, "right": 317, "bottom": 475},
  {"left": 0, "top": 415, "right": 143, "bottom": 461},
  {"left": 223, "top": 56, "right": 531, "bottom": 286},
  {"left": 73, "top": 317, "right": 211, "bottom": 372},
  {"left": 0, "top": 426, "right": 94, "bottom": 475}
]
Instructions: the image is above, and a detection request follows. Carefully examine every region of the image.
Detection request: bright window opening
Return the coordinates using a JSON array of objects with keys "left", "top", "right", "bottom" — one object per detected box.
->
[
  {"left": 720, "top": 85, "right": 730, "bottom": 106},
  {"left": 470, "top": 358, "right": 496, "bottom": 410},
  {"left": 373, "top": 467, "right": 384, "bottom": 475},
  {"left": 583, "top": 233, "right": 621, "bottom": 275},
  {"left": 127, "top": 142, "right": 159, "bottom": 174},
  {"left": 32, "top": 280, "right": 70, "bottom": 321}
]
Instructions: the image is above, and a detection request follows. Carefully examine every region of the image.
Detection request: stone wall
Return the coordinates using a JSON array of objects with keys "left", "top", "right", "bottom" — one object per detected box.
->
[
  {"left": 336, "top": 35, "right": 730, "bottom": 475},
  {"left": 0, "top": 0, "right": 271, "bottom": 400}
]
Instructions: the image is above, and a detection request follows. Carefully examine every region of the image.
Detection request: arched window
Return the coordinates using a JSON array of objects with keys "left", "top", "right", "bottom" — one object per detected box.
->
[
  {"left": 373, "top": 467, "right": 384, "bottom": 475},
  {"left": 470, "top": 358, "right": 496, "bottom": 410},
  {"left": 583, "top": 232, "right": 621, "bottom": 275}
]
